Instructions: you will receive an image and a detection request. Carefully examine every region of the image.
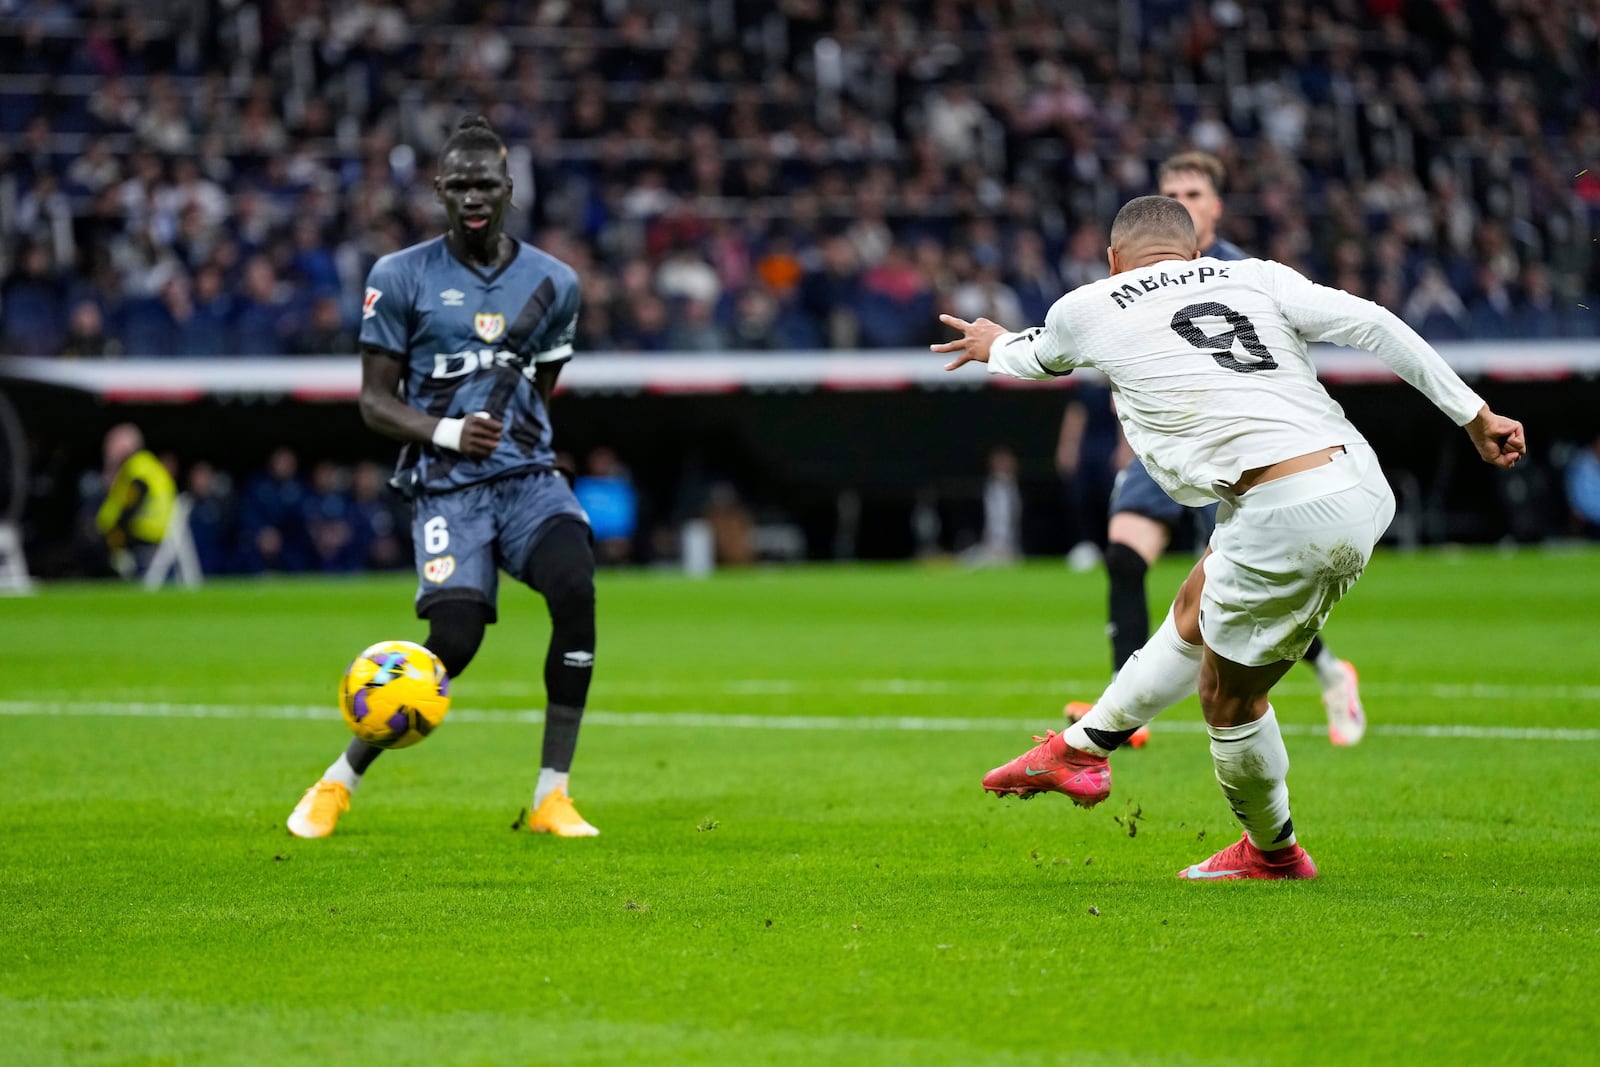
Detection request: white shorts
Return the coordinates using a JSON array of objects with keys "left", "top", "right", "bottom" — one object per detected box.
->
[{"left": 1200, "top": 442, "right": 1396, "bottom": 667}]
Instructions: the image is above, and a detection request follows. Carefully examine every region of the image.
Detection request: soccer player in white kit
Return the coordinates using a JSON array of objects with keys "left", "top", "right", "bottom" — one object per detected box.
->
[{"left": 935, "top": 196, "right": 1525, "bottom": 880}]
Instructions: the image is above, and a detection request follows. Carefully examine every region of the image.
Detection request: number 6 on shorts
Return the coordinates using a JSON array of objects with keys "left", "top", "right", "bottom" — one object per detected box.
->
[{"left": 424, "top": 515, "right": 450, "bottom": 553}]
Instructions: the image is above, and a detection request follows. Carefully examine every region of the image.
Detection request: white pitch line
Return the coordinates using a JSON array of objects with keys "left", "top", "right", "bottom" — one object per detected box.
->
[
  {"left": 478, "top": 678, "right": 1600, "bottom": 702},
  {"left": 25, "top": 678, "right": 1600, "bottom": 703},
  {"left": 0, "top": 700, "right": 1594, "bottom": 742}
]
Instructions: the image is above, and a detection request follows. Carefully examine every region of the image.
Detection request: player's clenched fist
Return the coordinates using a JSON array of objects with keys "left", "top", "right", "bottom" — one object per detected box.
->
[
  {"left": 1464, "top": 405, "right": 1527, "bottom": 469},
  {"left": 460, "top": 413, "right": 503, "bottom": 459}
]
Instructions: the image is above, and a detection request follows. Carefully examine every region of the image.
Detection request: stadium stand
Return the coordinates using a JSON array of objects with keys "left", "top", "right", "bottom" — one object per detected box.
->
[{"left": 1, "top": 0, "right": 1597, "bottom": 358}]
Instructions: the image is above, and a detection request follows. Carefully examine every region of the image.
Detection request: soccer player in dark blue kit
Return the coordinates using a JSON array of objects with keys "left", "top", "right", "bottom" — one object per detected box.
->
[
  {"left": 1065, "top": 152, "right": 1369, "bottom": 748},
  {"left": 288, "top": 116, "right": 600, "bottom": 839}
]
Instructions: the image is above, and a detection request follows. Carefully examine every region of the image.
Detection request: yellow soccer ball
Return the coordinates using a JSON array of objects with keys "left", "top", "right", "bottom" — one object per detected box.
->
[{"left": 338, "top": 640, "right": 451, "bottom": 749}]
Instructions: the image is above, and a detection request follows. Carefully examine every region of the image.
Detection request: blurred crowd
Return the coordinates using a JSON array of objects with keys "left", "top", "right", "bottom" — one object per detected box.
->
[{"left": 2, "top": 0, "right": 1599, "bottom": 359}]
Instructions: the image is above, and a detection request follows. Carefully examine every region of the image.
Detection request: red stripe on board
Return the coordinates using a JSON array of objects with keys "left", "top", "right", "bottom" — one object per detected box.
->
[
  {"left": 102, "top": 388, "right": 207, "bottom": 403},
  {"left": 644, "top": 381, "right": 743, "bottom": 395},
  {"left": 290, "top": 387, "right": 362, "bottom": 401},
  {"left": 1485, "top": 368, "right": 1571, "bottom": 382},
  {"left": 819, "top": 378, "right": 914, "bottom": 391}
]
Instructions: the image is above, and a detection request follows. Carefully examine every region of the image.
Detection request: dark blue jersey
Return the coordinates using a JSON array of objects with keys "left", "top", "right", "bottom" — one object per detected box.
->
[
  {"left": 1205, "top": 237, "right": 1248, "bottom": 261},
  {"left": 360, "top": 236, "right": 580, "bottom": 495}
]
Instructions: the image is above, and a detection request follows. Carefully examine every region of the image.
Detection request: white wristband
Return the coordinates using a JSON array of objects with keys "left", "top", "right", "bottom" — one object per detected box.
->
[{"left": 431, "top": 417, "right": 465, "bottom": 452}]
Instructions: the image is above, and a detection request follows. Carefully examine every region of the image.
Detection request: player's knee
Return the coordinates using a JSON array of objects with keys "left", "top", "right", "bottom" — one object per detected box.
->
[
  {"left": 526, "top": 521, "right": 595, "bottom": 623},
  {"left": 423, "top": 600, "right": 489, "bottom": 678},
  {"left": 1198, "top": 674, "right": 1267, "bottom": 728},
  {"left": 1105, "top": 541, "right": 1149, "bottom": 583}
]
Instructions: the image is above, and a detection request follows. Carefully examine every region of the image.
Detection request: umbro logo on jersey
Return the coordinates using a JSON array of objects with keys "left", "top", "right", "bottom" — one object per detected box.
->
[
  {"left": 440, "top": 288, "right": 465, "bottom": 307},
  {"left": 474, "top": 312, "right": 506, "bottom": 343}
]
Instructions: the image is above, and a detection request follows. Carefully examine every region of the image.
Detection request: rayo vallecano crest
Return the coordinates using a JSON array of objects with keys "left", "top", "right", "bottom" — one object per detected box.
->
[{"left": 474, "top": 312, "right": 506, "bottom": 343}]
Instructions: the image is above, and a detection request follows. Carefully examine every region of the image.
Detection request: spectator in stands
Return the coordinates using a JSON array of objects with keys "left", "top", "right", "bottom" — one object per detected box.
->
[
  {"left": 855, "top": 243, "right": 935, "bottom": 348},
  {"left": 184, "top": 460, "right": 235, "bottom": 575},
  {"left": 1566, "top": 434, "right": 1600, "bottom": 538},
  {"left": 1468, "top": 265, "right": 1517, "bottom": 340},
  {"left": 291, "top": 296, "right": 357, "bottom": 356},
  {"left": 60, "top": 300, "right": 123, "bottom": 358},
  {"left": 798, "top": 234, "right": 861, "bottom": 349},
  {"left": 1008, "top": 231, "right": 1062, "bottom": 324},
  {"left": 1514, "top": 265, "right": 1562, "bottom": 339},
  {"left": 950, "top": 258, "right": 1024, "bottom": 330},
  {"left": 15, "top": 171, "right": 76, "bottom": 270},
  {"left": 1403, "top": 265, "right": 1471, "bottom": 341},
  {"left": 121, "top": 276, "right": 193, "bottom": 357},
  {"left": 66, "top": 137, "right": 122, "bottom": 196},
  {"left": 350, "top": 461, "right": 407, "bottom": 570},
  {"left": 1059, "top": 224, "right": 1110, "bottom": 293},
  {"left": 1, "top": 243, "right": 67, "bottom": 354},
  {"left": 303, "top": 461, "right": 360, "bottom": 572},
  {"left": 237, "top": 447, "right": 311, "bottom": 573},
  {"left": 187, "top": 265, "right": 235, "bottom": 356},
  {"left": 233, "top": 255, "right": 295, "bottom": 355},
  {"left": 666, "top": 297, "right": 725, "bottom": 352},
  {"left": 289, "top": 218, "right": 341, "bottom": 299}
]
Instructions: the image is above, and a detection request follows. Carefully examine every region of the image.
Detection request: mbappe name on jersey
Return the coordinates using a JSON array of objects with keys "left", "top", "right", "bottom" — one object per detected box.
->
[{"left": 1110, "top": 265, "right": 1233, "bottom": 309}]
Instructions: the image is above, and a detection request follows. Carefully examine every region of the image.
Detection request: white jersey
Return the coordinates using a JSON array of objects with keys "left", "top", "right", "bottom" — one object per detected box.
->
[{"left": 987, "top": 257, "right": 1485, "bottom": 505}]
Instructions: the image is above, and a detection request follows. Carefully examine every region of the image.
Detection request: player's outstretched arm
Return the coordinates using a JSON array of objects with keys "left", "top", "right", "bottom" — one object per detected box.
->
[
  {"left": 1267, "top": 263, "right": 1526, "bottom": 467},
  {"left": 1464, "top": 405, "right": 1527, "bottom": 469},
  {"left": 359, "top": 347, "right": 502, "bottom": 459}
]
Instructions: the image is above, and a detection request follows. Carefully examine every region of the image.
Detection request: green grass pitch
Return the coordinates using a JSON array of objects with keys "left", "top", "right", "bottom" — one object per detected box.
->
[{"left": 3, "top": 549, "right": 1598, "bottom": 1066}]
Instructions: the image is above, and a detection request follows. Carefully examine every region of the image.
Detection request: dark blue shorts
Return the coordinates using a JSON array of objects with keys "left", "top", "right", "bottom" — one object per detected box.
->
[
  {"left": 1111, "top": 457, "right": 1219, "bottom": 534},
  {"left": 411, "top": 471, "right": 589, "bottom": 622}
]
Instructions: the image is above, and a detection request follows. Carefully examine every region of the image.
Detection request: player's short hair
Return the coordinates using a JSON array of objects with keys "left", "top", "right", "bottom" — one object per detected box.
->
[
  {"left": 1110, "top": 195, "right": 1198, "bottom": 250},
  {"left": 441, "top": 114, "right": 508, "bottom": 165},
  {"left": 1158, "top": 151, "right": 1225, "bottom": 194}
]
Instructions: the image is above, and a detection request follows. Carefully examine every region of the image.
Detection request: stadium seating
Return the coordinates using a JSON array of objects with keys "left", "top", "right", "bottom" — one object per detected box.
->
[{"left": 1, "top": 2, "right": 1596, "bottom": 357}]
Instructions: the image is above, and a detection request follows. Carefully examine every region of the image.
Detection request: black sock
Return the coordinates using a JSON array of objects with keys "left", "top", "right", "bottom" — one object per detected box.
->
[
  {"left": 1104, "top": 542, "right": 1150, "bottom": 673},
  {"left": 541, "top": 703, "right": 584, "bottom": 773},
  {"left": 1302, "top": 635, "right": 1325, "bottom": 664},
  {"left": 343, "top": 737, "right": 385, "bottom": 775}
]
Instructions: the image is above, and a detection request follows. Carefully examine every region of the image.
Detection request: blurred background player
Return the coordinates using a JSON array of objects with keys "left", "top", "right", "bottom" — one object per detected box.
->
[
  {"left": 287, "top": 116, "right": 599, "bottom": 840},
  {"left": 93, "top": 422, "right": 175, "bottom": 579},
  {"left": 1055, "top": 379, "right": 1124, "bottom": 570},
  {"left": 1075, "top": 151, "right": 1367, "bottom": 748}
]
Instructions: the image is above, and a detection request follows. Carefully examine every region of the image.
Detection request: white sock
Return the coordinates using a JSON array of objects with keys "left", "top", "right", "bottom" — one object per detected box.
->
[
  {"left": 1064, "top": 606, "right": 1203, "bottom": 756},
  {"left": 534, "top": 767, "right": 569, "bottom": 808},
  {"left": 1311, "top": 645, "right": 1344, "bottom": 688},
  {"left": 323, "top": 754, "right": 361, "bottom": 792},
  {"left": 1208, "top": 706, "right": 1295, "bottom": 851}
]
